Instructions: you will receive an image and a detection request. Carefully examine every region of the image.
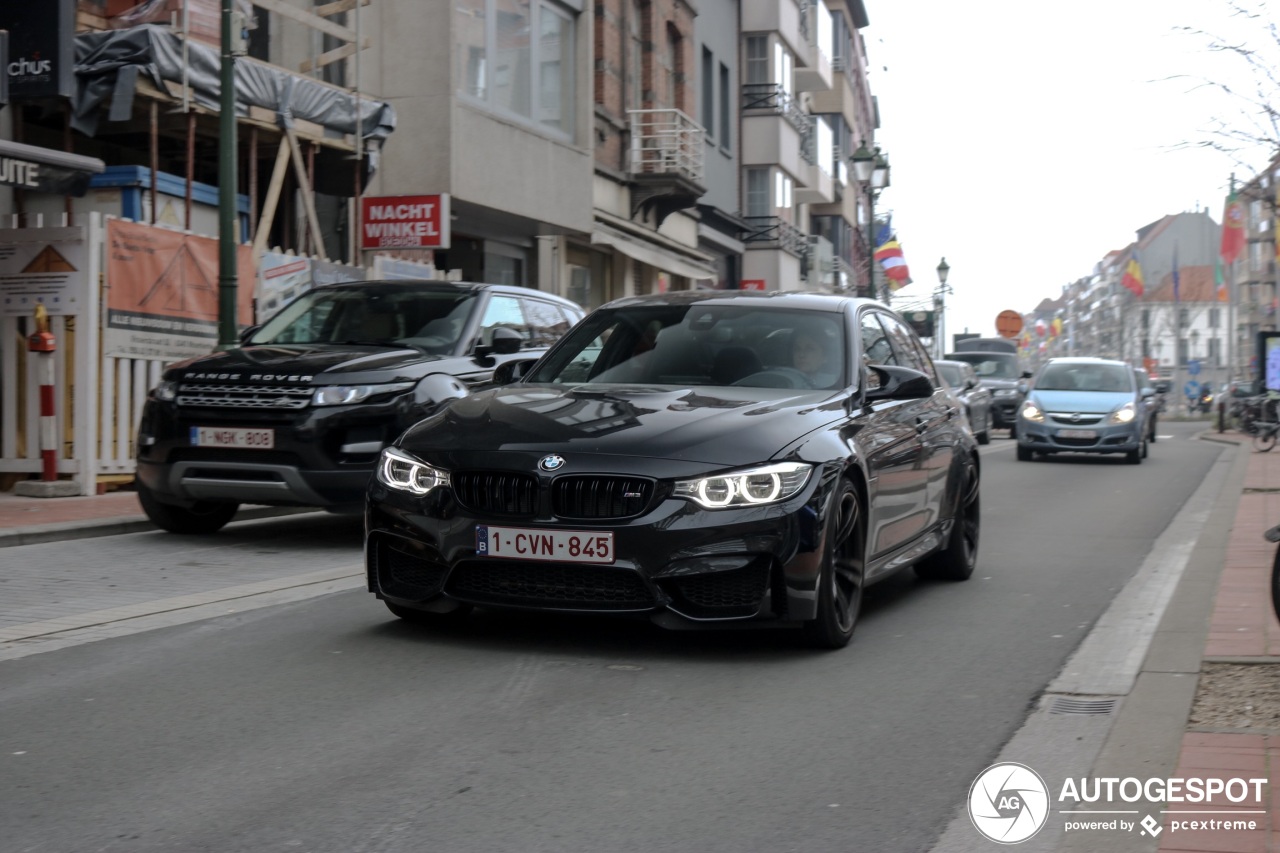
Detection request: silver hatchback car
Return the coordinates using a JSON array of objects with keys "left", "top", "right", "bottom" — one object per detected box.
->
[{"left": 1016, "top": 357, "right": 1151, "bottom": 463}]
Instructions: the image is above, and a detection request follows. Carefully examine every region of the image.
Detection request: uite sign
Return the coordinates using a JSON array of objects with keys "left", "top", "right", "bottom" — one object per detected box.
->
[{"left": 360, "top": 194, "right": 451, "bottom": 250}]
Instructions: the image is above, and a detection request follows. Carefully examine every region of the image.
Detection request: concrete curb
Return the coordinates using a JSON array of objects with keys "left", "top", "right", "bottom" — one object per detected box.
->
[{"left": 0, "top": 506, "right": 324, "bottom": 549}]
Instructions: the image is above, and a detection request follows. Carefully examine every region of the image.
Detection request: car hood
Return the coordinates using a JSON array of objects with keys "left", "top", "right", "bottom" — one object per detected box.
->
[
  {"left": 398, "top": 384, "right": 847, "bottom": 467},
  {"left": 1030, "top": 389, "right": 1135, "bottom": 414},
  {"left": 164, "top": 345, "right": 448, "bottom": 384}
]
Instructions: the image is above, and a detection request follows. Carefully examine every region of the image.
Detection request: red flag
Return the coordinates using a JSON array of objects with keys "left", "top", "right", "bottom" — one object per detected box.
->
[{"left": 1221, "top": 191, "right": 1246, "bottom": 264}]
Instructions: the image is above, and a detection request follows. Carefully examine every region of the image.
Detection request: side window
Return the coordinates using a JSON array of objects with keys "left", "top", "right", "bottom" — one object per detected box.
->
[
  {"left": 522, "top": 299, "right": 571, "bottom": 346},
  {"left": 860, "top": 312, "right": 895, "bottom": 366},
  {"left": 478, "top": 295, "right": 531, "bottom": 346},
  {"left": 878, "top": 312, "right": 933, "bottom": 378}
]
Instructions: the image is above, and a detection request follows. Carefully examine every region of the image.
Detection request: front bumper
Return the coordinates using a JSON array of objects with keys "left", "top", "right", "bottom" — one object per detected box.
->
[
  {"left": 1016, "top": 416, "right": 1142, "bottom": 454},
  {"left": 364, "top": 469, "right": 838, "bottom": 626},
  {"left": 990, "top": 395, "right": 1020, "bottom": 427}
]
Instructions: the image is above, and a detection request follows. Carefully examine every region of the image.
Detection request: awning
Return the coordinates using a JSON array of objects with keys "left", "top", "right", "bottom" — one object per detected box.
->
[
  {"left": 592, "top": 222, "right": 718, "bottom": 281},
  {"left": 0, "top": 139, "right": 106, "bottom": 197}
]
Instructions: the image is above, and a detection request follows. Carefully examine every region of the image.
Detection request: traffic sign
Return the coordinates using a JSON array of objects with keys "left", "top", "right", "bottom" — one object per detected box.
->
[
  {"left": 996, "top": 310, "right": 1023, "bottom": 339},
  {"left": 1184, "top": 380, "right": 1200, "bottom": 398},
  {"left": 1186, "top": 359, "right": 1201, "bottom": 376}
]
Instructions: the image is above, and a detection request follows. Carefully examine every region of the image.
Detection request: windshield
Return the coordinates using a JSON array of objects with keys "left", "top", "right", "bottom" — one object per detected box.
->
[
  {"left": 528, "top": 304, "right": 848, "bottom": 391},
  {"left": 937, "top": 363, "right": 965, "bottom": 387},
  {"left": 945, "top": 353, "right": 1019, "bottom": 379},
  {"left": 248, "top": 286, "right": 478, "bottom": 354},
  {"left": 1035, "top": 363, "right": 1134, "bottom": 393}
]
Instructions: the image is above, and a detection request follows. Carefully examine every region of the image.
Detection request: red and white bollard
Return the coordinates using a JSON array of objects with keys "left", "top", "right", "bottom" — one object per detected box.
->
[{"left": 28, "top": 304, "right": 58, "bottom": 482}]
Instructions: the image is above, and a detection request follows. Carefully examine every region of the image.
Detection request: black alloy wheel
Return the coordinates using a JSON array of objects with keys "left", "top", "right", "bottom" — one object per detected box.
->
[
  {"left": 915, "top": 458, "right": 979, "bottom": 581},
  {"left": 137, "top": 481, "right": 239, "bottom": 535},
  {"left": 803, "top": 479, "right": 865, "bottom": 649}
]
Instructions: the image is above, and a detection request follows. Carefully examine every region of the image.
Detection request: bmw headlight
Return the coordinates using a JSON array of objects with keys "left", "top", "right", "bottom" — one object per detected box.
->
[
  {"left": 152, "top": 379, "right": 178, "bottom": 401},
  {"left": 673, "top": 462, "right": 812, "bottom": 509},
  {"left": 1110, "top": 402, "right": 1137, "bottom": 424},
  {"left": 1020, "top": 400, "right": 1045, "bottom": 422},
  {"left": 377, "top": 447, "right": 450, "bottom": 495},
  {"left": 313, "top": 382, "right": 414, "bottom": 406}
]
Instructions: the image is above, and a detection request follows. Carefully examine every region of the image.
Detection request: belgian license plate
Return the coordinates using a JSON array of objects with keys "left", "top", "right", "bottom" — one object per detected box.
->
[
  {"left": 190, "top": 426, "right": 275, "bottom": 449},
  {"left": 476, "top": 525, "right": 615, "bottom": 565},
  {"left": 1057, "top": 429, "right": 1098, "bottom": 439}
]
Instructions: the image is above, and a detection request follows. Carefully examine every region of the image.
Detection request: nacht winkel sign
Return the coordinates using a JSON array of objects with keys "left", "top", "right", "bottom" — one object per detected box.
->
[{"left": 1, "top": 0, "right": 75, "bottom": 101}]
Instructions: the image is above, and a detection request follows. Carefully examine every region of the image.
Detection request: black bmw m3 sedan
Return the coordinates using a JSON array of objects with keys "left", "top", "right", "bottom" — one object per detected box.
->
[{"left": 365, "top": 290, "right": 980, "bottom": 648}]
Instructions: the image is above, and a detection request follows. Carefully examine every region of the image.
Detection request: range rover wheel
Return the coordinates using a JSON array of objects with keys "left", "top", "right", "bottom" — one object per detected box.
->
[
  {"left": 137, "top": 482, "right": 239, "bottom": 534},
  {"left": 803, "top": 479, "right": 865, "bottom": 650}
]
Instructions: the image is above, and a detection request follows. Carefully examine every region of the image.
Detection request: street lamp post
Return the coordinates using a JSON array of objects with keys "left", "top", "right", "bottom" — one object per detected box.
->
[
  {"left": 935, "top": 257, "right": 952, "bottom": 359},
  {"left": 850, "top": 141, "right": 891, "bottom": 303}
]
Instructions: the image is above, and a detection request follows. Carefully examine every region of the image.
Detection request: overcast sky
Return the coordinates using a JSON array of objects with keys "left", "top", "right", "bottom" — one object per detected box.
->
[{"left": 866, "top": 0, "right": 1275, "bottom": 342}]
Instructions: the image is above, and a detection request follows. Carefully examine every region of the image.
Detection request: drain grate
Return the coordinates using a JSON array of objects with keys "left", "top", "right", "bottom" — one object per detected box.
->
[{"left": 1048, "top": 696, "right": 1119, "bottom": 716}]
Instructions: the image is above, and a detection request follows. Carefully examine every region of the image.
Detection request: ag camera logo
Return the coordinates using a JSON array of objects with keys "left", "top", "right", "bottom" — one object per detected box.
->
[{"left": 968, "top": 762, "right": 1050, "bottom": 844}]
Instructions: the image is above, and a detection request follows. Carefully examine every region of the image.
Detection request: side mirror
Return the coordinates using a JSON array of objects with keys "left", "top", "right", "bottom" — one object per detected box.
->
[
  {"left": 492, "top": 357, "right": 540, "bottom": 385},
  {"left": 965, "top": 377, "right": 977, "bottom": 390},
  {"left": 1020, "top": 370, "right": 1033, "bottom": 379},
  {"left": 238, "top": 324, "right": 260, "bottom": 346},
  {"left": 1016, "top": 381, "right": 1029, "bottom": 395},
  {"left": 474, "top": 326, "right": 524, "bottom": 360},
  {"left": 1141, "top": 388, "right": 1155, "bottom": 399},
  {"left": 864, "top": 364, "right": 934, "bottom": 401}
]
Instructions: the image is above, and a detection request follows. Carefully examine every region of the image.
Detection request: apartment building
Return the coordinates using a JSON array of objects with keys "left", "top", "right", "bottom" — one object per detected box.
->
[{"left": 1233, "top": 162, "right": 1280, "bottom": 367}]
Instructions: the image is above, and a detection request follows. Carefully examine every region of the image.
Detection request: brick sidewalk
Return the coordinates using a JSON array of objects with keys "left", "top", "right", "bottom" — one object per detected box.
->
[{"left": 1158, "top": 434, "right": 1280, "bottom": 853}]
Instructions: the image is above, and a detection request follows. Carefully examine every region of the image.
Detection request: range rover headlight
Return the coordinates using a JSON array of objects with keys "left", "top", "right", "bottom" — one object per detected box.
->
[
  {"left": 313, "top": 382, "right": 414, "bottom": 406},
  {"left": 1110, "top": 402, "right": 1137, "bottom": 424},
  {"left": 673, "top": 462, "right": 812, "bottom": 509},
  {"left": 1020, "top": 400, "right": 1045, "bottom": 422},
  {"left": 377, "top": 447, "right": 450, "bottom": 495},
  {"left": 152, "top": 379, "right": 178, "bottom": 401}
]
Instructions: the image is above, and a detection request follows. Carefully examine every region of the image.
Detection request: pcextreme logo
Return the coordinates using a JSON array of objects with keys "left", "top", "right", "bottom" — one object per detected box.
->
[{"left": 968, "top": 763, "right": 1050, "bottom": 844}]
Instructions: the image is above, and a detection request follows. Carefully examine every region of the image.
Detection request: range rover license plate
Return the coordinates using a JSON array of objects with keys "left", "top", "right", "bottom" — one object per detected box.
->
[
  {"left": 1057, "top": 429, "right": 1097, "bottom": 439},
  {"left": 190, "top": 427, "right": 275, "bottom": 449},
  {"left": 476, "top": 525, "right": 615, "bottom": 565}
]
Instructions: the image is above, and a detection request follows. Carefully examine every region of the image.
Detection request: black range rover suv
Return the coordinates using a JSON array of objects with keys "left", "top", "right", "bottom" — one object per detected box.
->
[{"left": 135, "top": 280, "right": 584, "bottom": 533}]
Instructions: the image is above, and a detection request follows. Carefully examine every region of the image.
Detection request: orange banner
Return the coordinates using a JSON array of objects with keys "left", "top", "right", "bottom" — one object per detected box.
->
[{"left": 105, "top": 219, "right": 255, "bottom": 360}]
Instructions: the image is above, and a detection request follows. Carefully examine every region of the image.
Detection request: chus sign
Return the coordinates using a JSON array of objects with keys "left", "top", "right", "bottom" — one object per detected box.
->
[{"left": 2, "top": 0, "right": 75, "bottom": 101}]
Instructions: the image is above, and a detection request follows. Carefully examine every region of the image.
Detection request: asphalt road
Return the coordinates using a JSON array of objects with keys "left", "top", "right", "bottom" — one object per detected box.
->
[{"left": 0, "top": 424, "right": 1223, "bottom": 853}]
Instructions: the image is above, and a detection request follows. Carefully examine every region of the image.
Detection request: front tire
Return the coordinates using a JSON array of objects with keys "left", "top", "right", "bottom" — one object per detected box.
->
[
  {"left": 803, "top": 479, "right": 865, "bottom": 649},
  {"left": 1016, "top": 445, "right": 1034, "bottom": 461},
  {"left": 1148, "top": 414, "right": 1158, "bottom": 442},
  {"left": 137, "top": 481, "right": 239, "bottom": 534},
  {"left": 915, "top": 458, "right": 979, "bottom": 581},
  {"left": 1254, "top": 430, "right": 1277, "bottom": 453}
]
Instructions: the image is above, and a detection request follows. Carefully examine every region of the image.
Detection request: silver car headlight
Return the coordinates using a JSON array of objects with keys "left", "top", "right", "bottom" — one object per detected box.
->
[
  {"left": 377, "top": 447, "right": 450, "bottom": 495},
  {"left": 1110, "top": 402, "right": 1137, "bottom": 424},
  {"left": 313, "top": 382, "right": 414, "bottom": 406},
  {"left": 152, "top": 379, "right": 178, "bottom": 401},
  {"left": 1020, "top": 400, "right": 1045, "bottom": 422},
  {"left": 673, "top": 462, "right": 812, "bottom": 509},
  {"left": 994, "top": 388, "right": 1019, "bottom": 398}
]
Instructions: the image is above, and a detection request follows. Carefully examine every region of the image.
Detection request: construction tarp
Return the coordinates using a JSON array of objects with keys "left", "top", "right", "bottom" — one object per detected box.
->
[{"left": 71, "top": 24, "right": 396, "bottom": 192}]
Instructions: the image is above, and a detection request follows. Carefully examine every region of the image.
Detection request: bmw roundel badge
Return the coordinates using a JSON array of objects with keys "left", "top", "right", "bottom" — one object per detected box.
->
[{"left": 539, "top": 454, "right": 566, "bottom": 472}]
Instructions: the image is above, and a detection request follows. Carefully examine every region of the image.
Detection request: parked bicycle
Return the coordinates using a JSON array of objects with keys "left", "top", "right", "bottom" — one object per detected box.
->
[
  {"left": 1265, "top": 523, "right": 1280, "bottom": 624},
  {"left": 1252, "top": 394, "right": 1280, "bottom": 451},
  {"left": 1232, "top": 394, "right": 1268, "bottom": 435}
]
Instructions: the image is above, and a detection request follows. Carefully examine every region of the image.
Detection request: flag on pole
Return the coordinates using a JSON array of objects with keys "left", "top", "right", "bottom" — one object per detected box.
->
[
  {"left": 1121, "top": 248, "right": 1145, "bottom": 296},
  {"left": 873, "top": 218, "right": 911, "bottom": 289},
  {"left": 1172, "top": 244, "right": 1180, "bottom": 304},
  {"left": 1221, "top": 190, "right": 1246, "bottom": 264},
  {"left": 1215, "top": 258, "right": 1228, "bottom": 302}
]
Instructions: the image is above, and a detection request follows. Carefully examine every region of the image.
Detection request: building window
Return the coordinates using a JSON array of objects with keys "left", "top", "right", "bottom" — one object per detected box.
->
[
  {"left": 1178, "top": 307, "right": 1189, "bottom": 327},
  {"left": 702, "top": 47, "right": 715, "bottom": 139},
  {"left": 746, "top": 168, "right": 769, "bottom": 217},
  {"left": 664, "top": 23, "right": 682, "bottom": 111},
  {"left": 745, "top": 36, "right": 768, "bottom": 85},
  {"left": 1209, "top": 336, "right": 1221, "bottom": 364},
  {"left": 1209, "top": 307, "right": 1220, "bottom": 328},
  {"left": 1177, "top": 338, "right": 1189, "bottom": 364},
  {"left": 718, "top": 62, "right": 731, "bottom": 148},
  {"left": 629, "top": 0, "right": 643, "bottom": 110},
  {"left": 457, "top": 0, "right": 577, "bottom": 139},
  {"left": 775, "top": 41, "right": 793, "bottom": 96}
]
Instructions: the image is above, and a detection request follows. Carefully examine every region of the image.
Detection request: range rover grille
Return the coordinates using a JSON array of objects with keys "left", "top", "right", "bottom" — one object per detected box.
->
[{"left": 176, "top": 383, "right": 312, "bottom": 410}]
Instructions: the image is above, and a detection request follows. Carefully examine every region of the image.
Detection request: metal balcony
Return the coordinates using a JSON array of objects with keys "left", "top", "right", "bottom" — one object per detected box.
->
[
  {"left": 741, "top": 83, "right": 810, "bottom": 134},
  {"left": 742, "top": 216, "right": 807, "bottom": 258},
  {"left": 627, "top": 108, "right": 707, "bottom": 225}
]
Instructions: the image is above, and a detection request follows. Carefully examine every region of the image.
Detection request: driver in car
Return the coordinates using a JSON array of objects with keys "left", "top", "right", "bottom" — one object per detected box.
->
[{"left": 790, "top": 323, "right": 840, "bottom": 388}]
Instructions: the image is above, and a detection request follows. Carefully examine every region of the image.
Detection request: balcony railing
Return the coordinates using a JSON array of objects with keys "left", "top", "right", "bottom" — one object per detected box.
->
[
  {"left": 741, "top": 83, "right": 810, "bottom": 134},
  {"left": 801, "top": 116, "right": 818, "bottom": 165},
  {"left": 742, "top": 216, "right": 807, "bottom": 258},
  {"left": 627, "top": 109, "right": 706, "bottom": 183}
]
